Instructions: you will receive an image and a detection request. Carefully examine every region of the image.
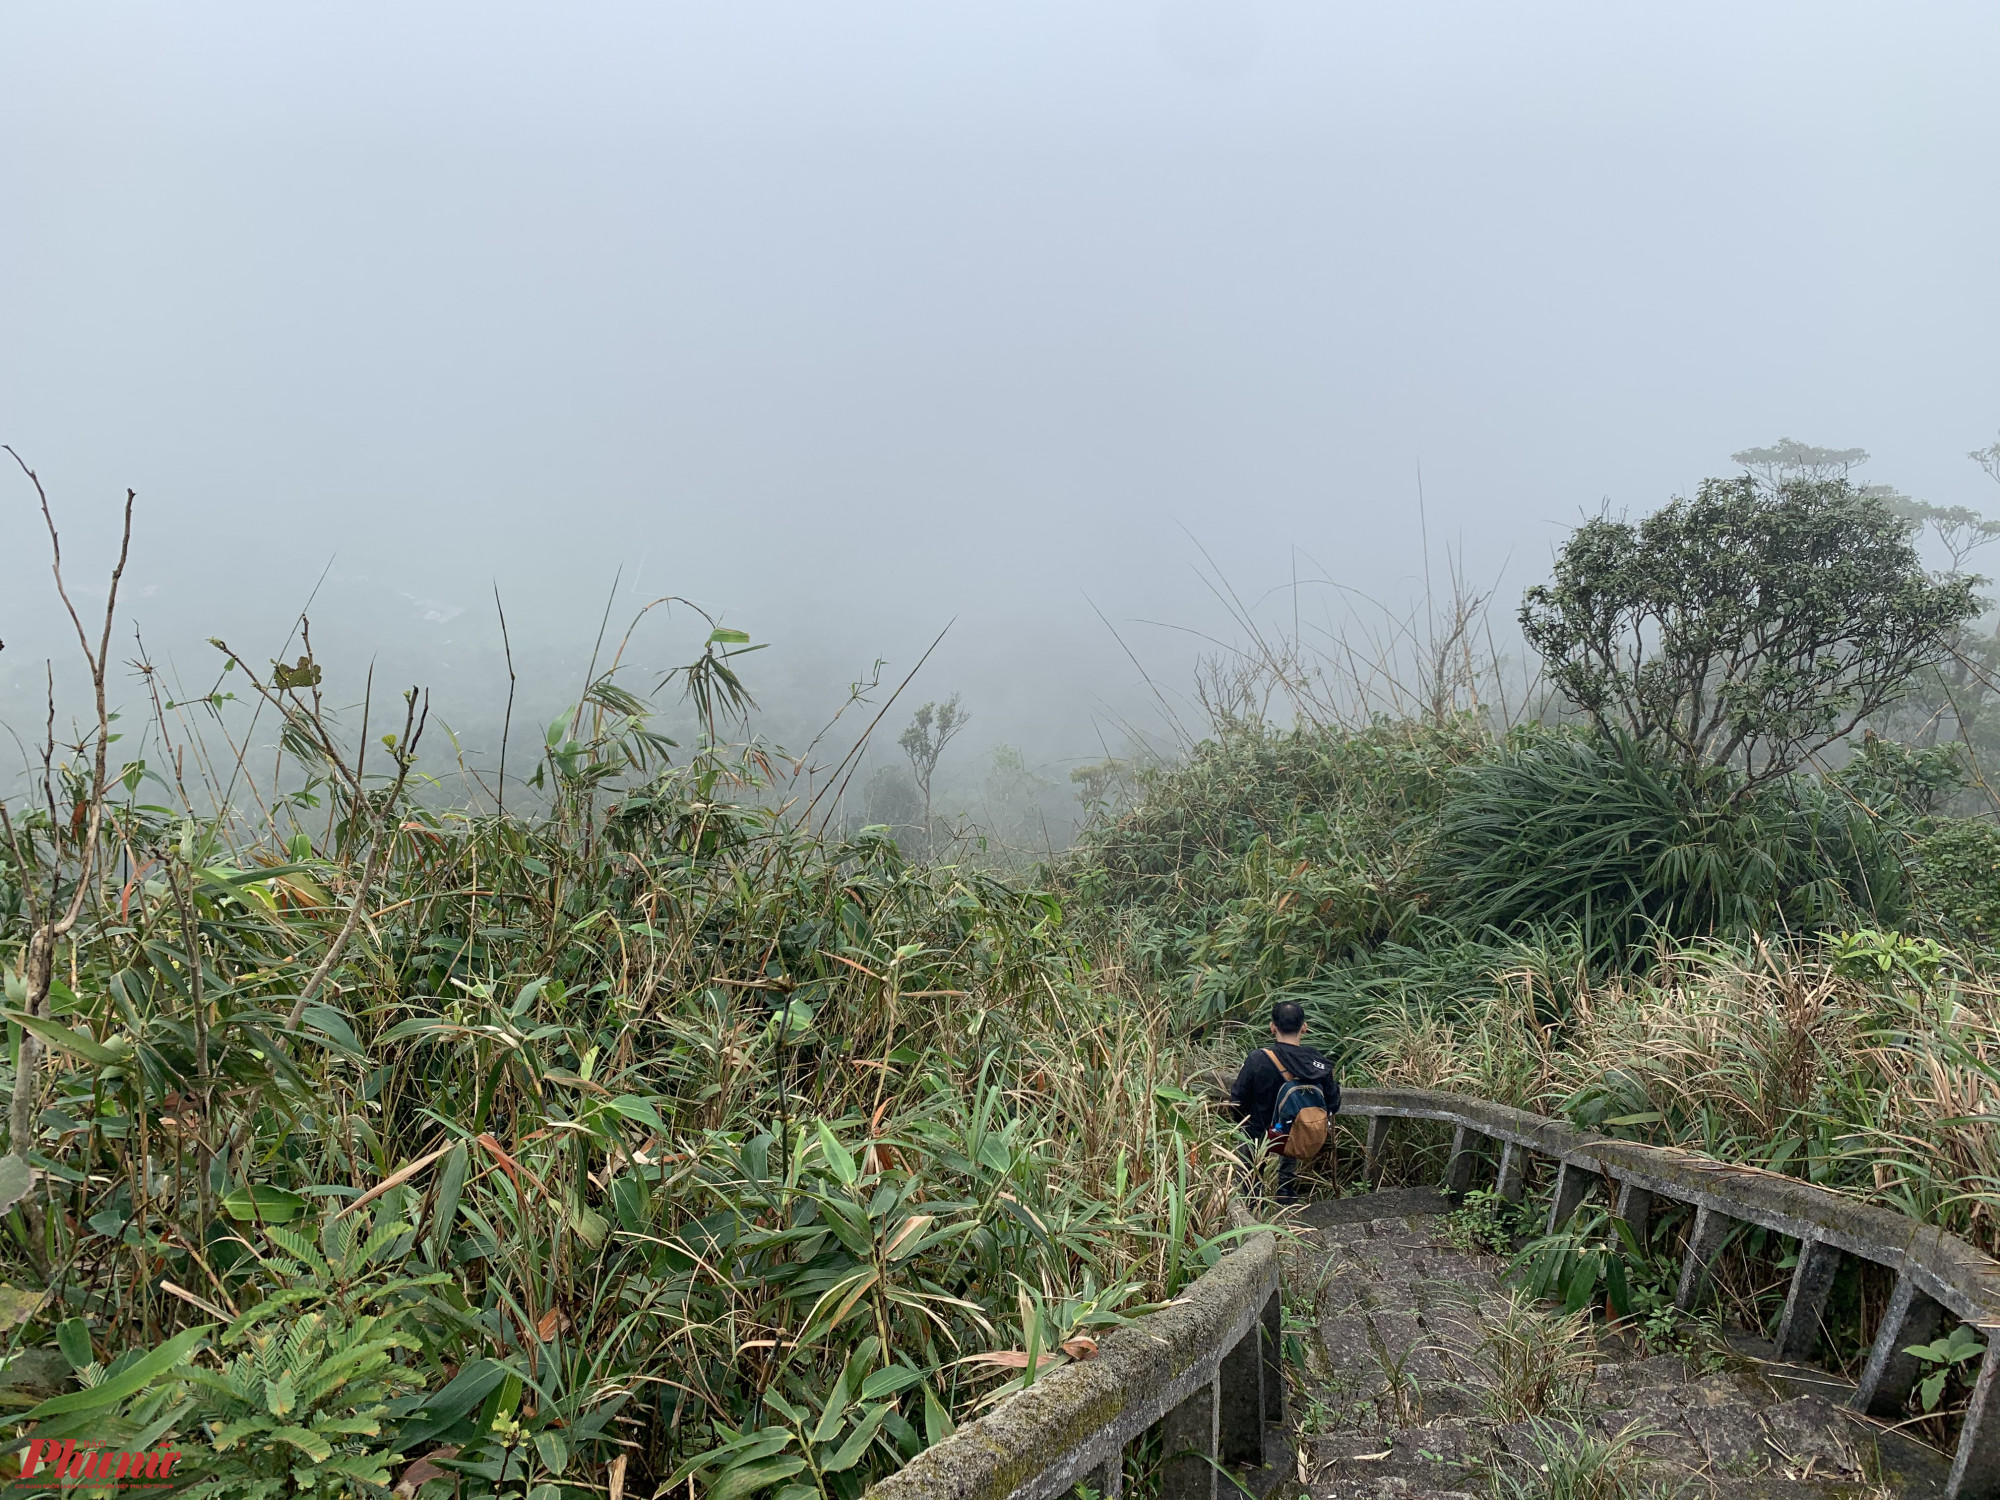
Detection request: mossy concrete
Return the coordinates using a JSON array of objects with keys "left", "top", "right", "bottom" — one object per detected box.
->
[{"left": 864, "top": 1232, "right": 1278, "bottom": 1500}]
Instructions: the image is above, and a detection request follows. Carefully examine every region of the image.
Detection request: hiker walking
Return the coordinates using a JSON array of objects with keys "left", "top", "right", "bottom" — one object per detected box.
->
[{"left": 1227, "top": 998, "right": 1337, "bottom": 1204}]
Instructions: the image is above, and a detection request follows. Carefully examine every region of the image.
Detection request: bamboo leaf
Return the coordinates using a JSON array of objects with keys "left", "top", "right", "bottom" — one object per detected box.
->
[{"left": 21, "top": 1323, "right": 211, "bottom": 1419}]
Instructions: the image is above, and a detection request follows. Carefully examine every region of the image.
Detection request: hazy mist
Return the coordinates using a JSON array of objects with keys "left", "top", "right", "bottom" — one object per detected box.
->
[{"left": 6, "top": 3, "right": 2000, "bottom": 828}]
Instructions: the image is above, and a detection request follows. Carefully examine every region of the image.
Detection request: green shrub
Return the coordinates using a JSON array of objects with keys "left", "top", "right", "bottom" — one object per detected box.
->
[
  {"left": 1420, "top": 728, "right": 1904, "bottom": 958},
  {"left": 1058, "top": 717, "right": 1487, "bottom": 1018},
  {"left": 1908, "top": 818, "right": 2000, "bottom": 940}
]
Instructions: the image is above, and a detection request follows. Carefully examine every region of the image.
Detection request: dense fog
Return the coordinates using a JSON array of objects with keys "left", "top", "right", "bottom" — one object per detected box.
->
[{"left": 6, "top": 2, "right": 2000, "bottom": 844}]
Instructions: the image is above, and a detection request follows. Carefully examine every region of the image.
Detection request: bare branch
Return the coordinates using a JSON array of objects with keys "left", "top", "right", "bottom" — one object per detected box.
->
[{"left": 4, "top": 455, "right": 137, "bottom": 1195}]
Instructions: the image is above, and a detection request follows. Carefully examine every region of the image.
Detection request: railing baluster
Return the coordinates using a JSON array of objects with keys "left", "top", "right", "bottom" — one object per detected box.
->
[
  {"left": 1160, "top": 1373, "right": 1219, "bottom": 1500},
  {"left": 1949, "top": 1341, "right": 2000, "bottom": 1500},
  {"left": 1854, "top": 1272, "right": 1943, "bottom": 1416},
  {"left": 1774, "top": 1235, "right": 1843, "bottom": 1362},
  {"left": 1445, "top": 1124, "right": 1479, "bottom": 1196},
  {"left": 1674, "top": 1203, "right": 1735, "bottom": 1311},
  {"left": 1546, "top": 1160, "right": 1592, "bottom": 1232},
  {"left": 1613, "top": 1180, "right": 1652, "bottom": 1242},
  {"left": 1364, "top": 1115, "right": 1391, "bottom": 1188},
  {"left": 1219, "top": 1327, "right": 1263, "bottom": 1465},
  {"left": 1495, "top": 1140, "right": 1525, "bottom": 1202},
  {"left": 1260, "top": 1288, "right": 1284, "bottom": 1425},
  {"left": 1078, "top": 1452, "right": 1123, "bottom": 1498}
]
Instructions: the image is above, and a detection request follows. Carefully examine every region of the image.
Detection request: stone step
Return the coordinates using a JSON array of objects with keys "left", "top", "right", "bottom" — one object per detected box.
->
[
  {"left": 1305, "top": 1396, "right": 1876, "bottom": 1484},
  {"left": 1296, "top": 1187, "right": 1453, "bottom": 1230},
  {"left": 1282, "top": 1199, "right": 1956, "bottom": 1499}
]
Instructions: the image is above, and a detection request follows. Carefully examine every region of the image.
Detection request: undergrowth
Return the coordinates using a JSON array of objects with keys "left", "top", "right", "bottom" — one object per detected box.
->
[{"left": 0, "top": 617, "right": 1241, "bottom": 1497}]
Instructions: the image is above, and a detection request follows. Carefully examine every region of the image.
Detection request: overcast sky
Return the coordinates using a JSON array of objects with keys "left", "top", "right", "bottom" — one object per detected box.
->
[{"left": 5, "top": 2, "right": 1999, "bottom": 766}]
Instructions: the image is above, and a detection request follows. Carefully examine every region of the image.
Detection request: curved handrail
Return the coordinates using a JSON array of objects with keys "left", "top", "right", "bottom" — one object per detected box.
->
[
  {"left": 866, "top": 1085, "right": 2000, "bottom": 1500},
  {"left": 863, "top": 1228, "right": 1282, "bottom": 1500},
  {"left": 1343, "top": 1086, "right": 2000, "bottom": 1500},
  {"left": 1343, "top": 1087, "right": 2000, "bottom": 1320}
]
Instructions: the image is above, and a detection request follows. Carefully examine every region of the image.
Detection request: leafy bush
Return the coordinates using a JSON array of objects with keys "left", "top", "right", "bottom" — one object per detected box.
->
[
  {"left": 1441, "top": 1189, "right": 1541, "bottom": 1257},
  {"left": 1907, "top": 1325, "right": 1986, "bottom": 1413},
  {"left": 1828, "top": 927, "right": 1947, "bottom": 986},
  {"left": 1908, "top": 819, "right": 2000, "bottom": 940},
  {"left": 1509, "top": 1212, "right": 1663, "bottom": 1325},
  {"left": 1058, "top": 718, "right": 1484, "bottom": 1018},
  {"left": 178, "top": 1308, "right": 419, "bottom": 1497}
]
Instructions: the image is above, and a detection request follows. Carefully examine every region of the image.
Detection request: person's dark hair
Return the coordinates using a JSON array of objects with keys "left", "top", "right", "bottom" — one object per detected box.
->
[{"left": 1271, "top": 999, "right": 1306, "bottom": 1035}]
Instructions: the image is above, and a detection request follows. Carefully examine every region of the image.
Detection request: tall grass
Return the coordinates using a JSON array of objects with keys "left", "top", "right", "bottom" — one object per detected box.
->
[
  {"left": 1357, "top": 934, "right": 2000, "bottom": 1256},
  {"left": 0, "top": 621, "right": 1239, "bottom": 1497},
  {"left": 1488, "top": 1420, "right": 1682, "bottom": 1500},
  {"left": 1057, "top": 717, "right": 1486, "bottom": 1021}
]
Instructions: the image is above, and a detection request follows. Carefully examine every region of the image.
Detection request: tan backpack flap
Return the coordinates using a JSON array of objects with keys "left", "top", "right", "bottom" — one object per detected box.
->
[{"left": 1283, "top": 1106, "right": 1330, "bottom": 1159}]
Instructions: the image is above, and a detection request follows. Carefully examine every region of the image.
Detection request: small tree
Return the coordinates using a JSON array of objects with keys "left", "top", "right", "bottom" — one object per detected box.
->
[
  {"left": 1972, "top": 432, "right": 2000, "bottom": 488},
  {"left": 897, "top": 694, "right": 967, "bottom": 854},
  {"left": 1732, "top": 433, "right": 2000, "bottom": 570},
  {"left": 1520, "top": 477, "right": 1980, "bottom": 792},
  {"left": 1825, "top": 443, "right": 2000, "bottom": 765},
  {"left": 1730, "top": 438, "right": 1871, "bottom": 485}
]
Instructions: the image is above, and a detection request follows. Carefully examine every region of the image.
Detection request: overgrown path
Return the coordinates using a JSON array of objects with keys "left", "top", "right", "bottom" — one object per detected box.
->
[{"left": 1279, "top": 1191, "right": 1952, "bottom": 1500}]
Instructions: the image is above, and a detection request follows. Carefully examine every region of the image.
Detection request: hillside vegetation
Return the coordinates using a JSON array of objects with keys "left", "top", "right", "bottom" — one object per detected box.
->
[
  {"left": 0, "top": 483, "right": 1238, "bottom": 1497},
  {"left": 8, "top": 459, "right": 2000, "bottom": 1495},
  {"left": 1060, "top": 471, "right": 2000, "bottom": 1269},
  {"left": 1064, "top": 715, "right": 2000, "bottom": 1237}
]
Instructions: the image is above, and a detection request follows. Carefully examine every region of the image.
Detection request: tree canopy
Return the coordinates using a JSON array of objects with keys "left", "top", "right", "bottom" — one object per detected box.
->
[
  {"left": 1729, "top": 438, "right": 1870, "bottom": 485},
  {"left": 1521, "top": 477, "right": 1981, "bottom": 789}
]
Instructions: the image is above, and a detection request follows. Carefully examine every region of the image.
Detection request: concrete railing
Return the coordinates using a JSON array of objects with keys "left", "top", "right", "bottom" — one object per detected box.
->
[
  {"left": 865, "top": 1084, "right": 2000, "bottom": 1500},
  {"left": 1346, "top": 1086, "right": 2000, "bottom": 1500},
  {"left": 863, "top": 1228, "right": 1284, "bottom": 1500}
]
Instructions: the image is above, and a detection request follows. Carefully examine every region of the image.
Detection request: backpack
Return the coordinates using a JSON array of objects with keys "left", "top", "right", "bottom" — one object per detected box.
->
[{"left": 1263, "top": 1048, "right": 1336, "bottom": 1160}]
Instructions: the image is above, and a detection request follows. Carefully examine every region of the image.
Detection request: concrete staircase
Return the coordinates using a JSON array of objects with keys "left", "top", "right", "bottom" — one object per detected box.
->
[{"left": 1281, "top": 1190, "right": 1953, "bottom": 1500}]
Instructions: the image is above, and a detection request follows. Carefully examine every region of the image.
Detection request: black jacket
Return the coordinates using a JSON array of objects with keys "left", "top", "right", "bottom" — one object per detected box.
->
[{"left": 1228, "top": 1040, "right": 1336, "bottom": 1141}]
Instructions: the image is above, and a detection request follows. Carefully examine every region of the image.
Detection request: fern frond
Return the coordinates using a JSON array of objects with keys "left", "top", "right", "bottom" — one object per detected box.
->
[
  {"left": 225, "top": 1285, "right": 325, "bottom": 1343},
  {"left": 352, "top": 1219, "right": 413, "bottom": 1273},
  {"left": 210, "top": 1413, "right": 276, "bottom": 1449},
  {"left": 267, "top": 1423, "right": 334, "bottom": 1462},
  {"left": 309, "top": 1414, "right": 384, "bottom": 1437},
  {"left": 264, "top": 1225, "right": 328, "bottom": 1280}
]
